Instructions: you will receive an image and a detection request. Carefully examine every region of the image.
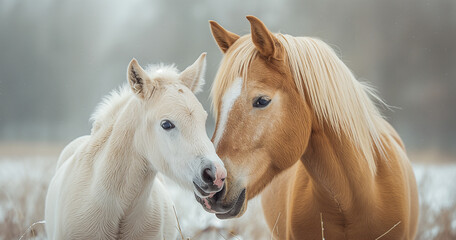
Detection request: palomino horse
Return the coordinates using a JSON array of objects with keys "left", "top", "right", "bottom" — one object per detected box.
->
[
  {"left": 196, "top": 16, "right": 419, "bottom": 239},
  {"left": 45, "top": 53, "right": 227, "bottom": 240}
]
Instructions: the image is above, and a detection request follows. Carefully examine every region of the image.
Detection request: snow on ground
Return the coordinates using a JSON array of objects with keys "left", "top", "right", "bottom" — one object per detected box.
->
[
  {"left": 0, "top": 156, "right": 455, "bottom": 239},
  {"left": 414, "top": 164, "right": 456, "bottom": 212},
  {"left": 0, "top": 157, "right": 54, "bottom": 240},
  {"left": 413, "top": 163, "right": 456, "bottom": 240}
]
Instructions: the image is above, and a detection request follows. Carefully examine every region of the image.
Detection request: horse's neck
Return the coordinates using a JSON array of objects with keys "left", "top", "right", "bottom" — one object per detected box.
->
[
  {"left": 301, "top": 123, "right": 378, "bottom": 212},
  {"left": 90, "top": 98, "right": 157, "bottom": 207}
]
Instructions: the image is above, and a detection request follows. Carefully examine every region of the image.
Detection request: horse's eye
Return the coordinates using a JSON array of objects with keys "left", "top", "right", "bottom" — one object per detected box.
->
[
  {"left": 160, "top": 120, "right": 175, "bottom": 130},
  {"left": 253, "top": 96, "right": 271, "bottom": 108}
]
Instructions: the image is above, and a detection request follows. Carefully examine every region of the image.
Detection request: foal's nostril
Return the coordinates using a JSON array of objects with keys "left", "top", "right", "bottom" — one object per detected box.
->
[{"left": 202, "top": 168, "right": 216, "bottom": 184}]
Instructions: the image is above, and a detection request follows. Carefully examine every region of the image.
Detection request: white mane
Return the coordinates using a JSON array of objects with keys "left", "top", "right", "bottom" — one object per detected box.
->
[{"left": 90, "top": 64, "right": 180, "bottom": 134}]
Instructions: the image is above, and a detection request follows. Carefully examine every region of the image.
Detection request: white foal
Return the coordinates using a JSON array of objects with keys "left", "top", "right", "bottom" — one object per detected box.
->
[{"left": 45, "top": 53, "right": 227, "bottom": 240}]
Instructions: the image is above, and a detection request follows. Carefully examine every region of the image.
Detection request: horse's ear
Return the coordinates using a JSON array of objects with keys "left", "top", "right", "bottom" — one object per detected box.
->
[
  {"left": 127, "top": 58, "right": 150, "bottom": 98},
  {"left": 179, "top": 52, "right": 206, "bottom": 94},
  {"left": 246, "top": 16, "right": 283, "bottom": 60},
  {"left": 209, "top": 20, "right": 240, "bottom": 53}
]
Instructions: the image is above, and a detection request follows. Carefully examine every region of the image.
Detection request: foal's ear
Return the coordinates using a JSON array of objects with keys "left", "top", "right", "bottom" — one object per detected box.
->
[
  {"left": 179, "top": 52, "right": 207, "bottom": 94},
  {"left": 127, "top": 58, "right": 151, "bottom": 98},
  {"left": 246, "top": 16, "right": 283, "bottom": 60},
  {"left": 209, "top": 20, "right": 240, "bottom": 53}
]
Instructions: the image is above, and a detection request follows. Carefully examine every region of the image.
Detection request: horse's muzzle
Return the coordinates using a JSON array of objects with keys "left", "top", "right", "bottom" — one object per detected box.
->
[{"left": 194, "top": 185, "right": 246, "bottom": 218}]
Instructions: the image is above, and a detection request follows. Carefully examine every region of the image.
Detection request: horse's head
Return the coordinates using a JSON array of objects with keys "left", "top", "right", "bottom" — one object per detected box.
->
[
  {"left": 127, "top": 53, "right": 227, "bottom": 199},
  {"left": 197, "top": 17, "right": 313, "bottom": 218}
]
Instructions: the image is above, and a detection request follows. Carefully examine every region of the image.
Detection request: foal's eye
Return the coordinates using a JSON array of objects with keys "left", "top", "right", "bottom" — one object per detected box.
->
[
  {"left": 253, "top": 96, "right": 271, "bottom": 108},
  {"left": 160, "top": 120, "right": 175, "bottom": 130}
]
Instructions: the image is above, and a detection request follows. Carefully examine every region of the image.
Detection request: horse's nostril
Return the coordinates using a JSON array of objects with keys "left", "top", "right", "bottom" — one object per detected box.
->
[{"left": 202, "top": 168, "right": 216, "bottom": 184}]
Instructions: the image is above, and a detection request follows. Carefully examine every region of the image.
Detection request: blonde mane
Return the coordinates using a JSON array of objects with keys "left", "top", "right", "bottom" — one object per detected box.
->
[{"left": 211, "top": 34, "right": 387, "bottom": 175}]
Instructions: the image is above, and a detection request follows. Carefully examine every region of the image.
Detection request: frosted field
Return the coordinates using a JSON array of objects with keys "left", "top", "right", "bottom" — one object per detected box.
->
[{"left": 0, "top": 156, "right": 455, "bottom": 240}]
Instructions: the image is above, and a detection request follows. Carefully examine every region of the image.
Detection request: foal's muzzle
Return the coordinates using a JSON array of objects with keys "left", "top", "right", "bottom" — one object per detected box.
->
[{"left": 192, "top": 160, "right": 227, "bottom": 198}]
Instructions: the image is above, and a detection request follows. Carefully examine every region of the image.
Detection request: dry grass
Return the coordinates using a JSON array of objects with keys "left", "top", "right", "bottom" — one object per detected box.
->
[
  {"left": 1, "top": 154, "right": 455, "bottom": 240},
  {"left": 0, "top": 157, "right": 54, "bottom": 240},
  {"left": 375, "top": 221, "right": 401, "bottom": 240},
  {"left": 416, "top": 203, "right": 456, "bottom": 240},
  {"left": 0, "top": 155, "right": 270, "bottom": 240},
  {"left": 415, "top": 173, "right": 456, "bottom": 240}
]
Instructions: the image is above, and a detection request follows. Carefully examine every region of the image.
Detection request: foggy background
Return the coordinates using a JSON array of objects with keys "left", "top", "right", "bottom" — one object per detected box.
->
[
  {"left": 1, "top": 0, "right": 455, "bottom": 160},
  {"left": 1, "top": 0, "right": 456, "bottom": 239}
]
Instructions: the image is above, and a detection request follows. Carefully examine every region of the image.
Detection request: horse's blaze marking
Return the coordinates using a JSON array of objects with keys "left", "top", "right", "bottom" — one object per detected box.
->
[{"left": 213, "top": 77, "right": 243, "bottom": 149}]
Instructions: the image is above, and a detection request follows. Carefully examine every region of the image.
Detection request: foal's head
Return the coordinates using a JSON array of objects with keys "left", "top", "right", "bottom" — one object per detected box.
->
[{"left": 127, "top": 53, "right": 226, "bottom": 198}]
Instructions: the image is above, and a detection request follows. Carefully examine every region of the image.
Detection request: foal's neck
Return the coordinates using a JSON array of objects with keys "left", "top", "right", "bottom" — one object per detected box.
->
[
  {"left": 301, "top": 123, "right": 377, "bottom": 212},
  {"left": 92, "top": 97, "right": 156, "bottom": 204}
]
